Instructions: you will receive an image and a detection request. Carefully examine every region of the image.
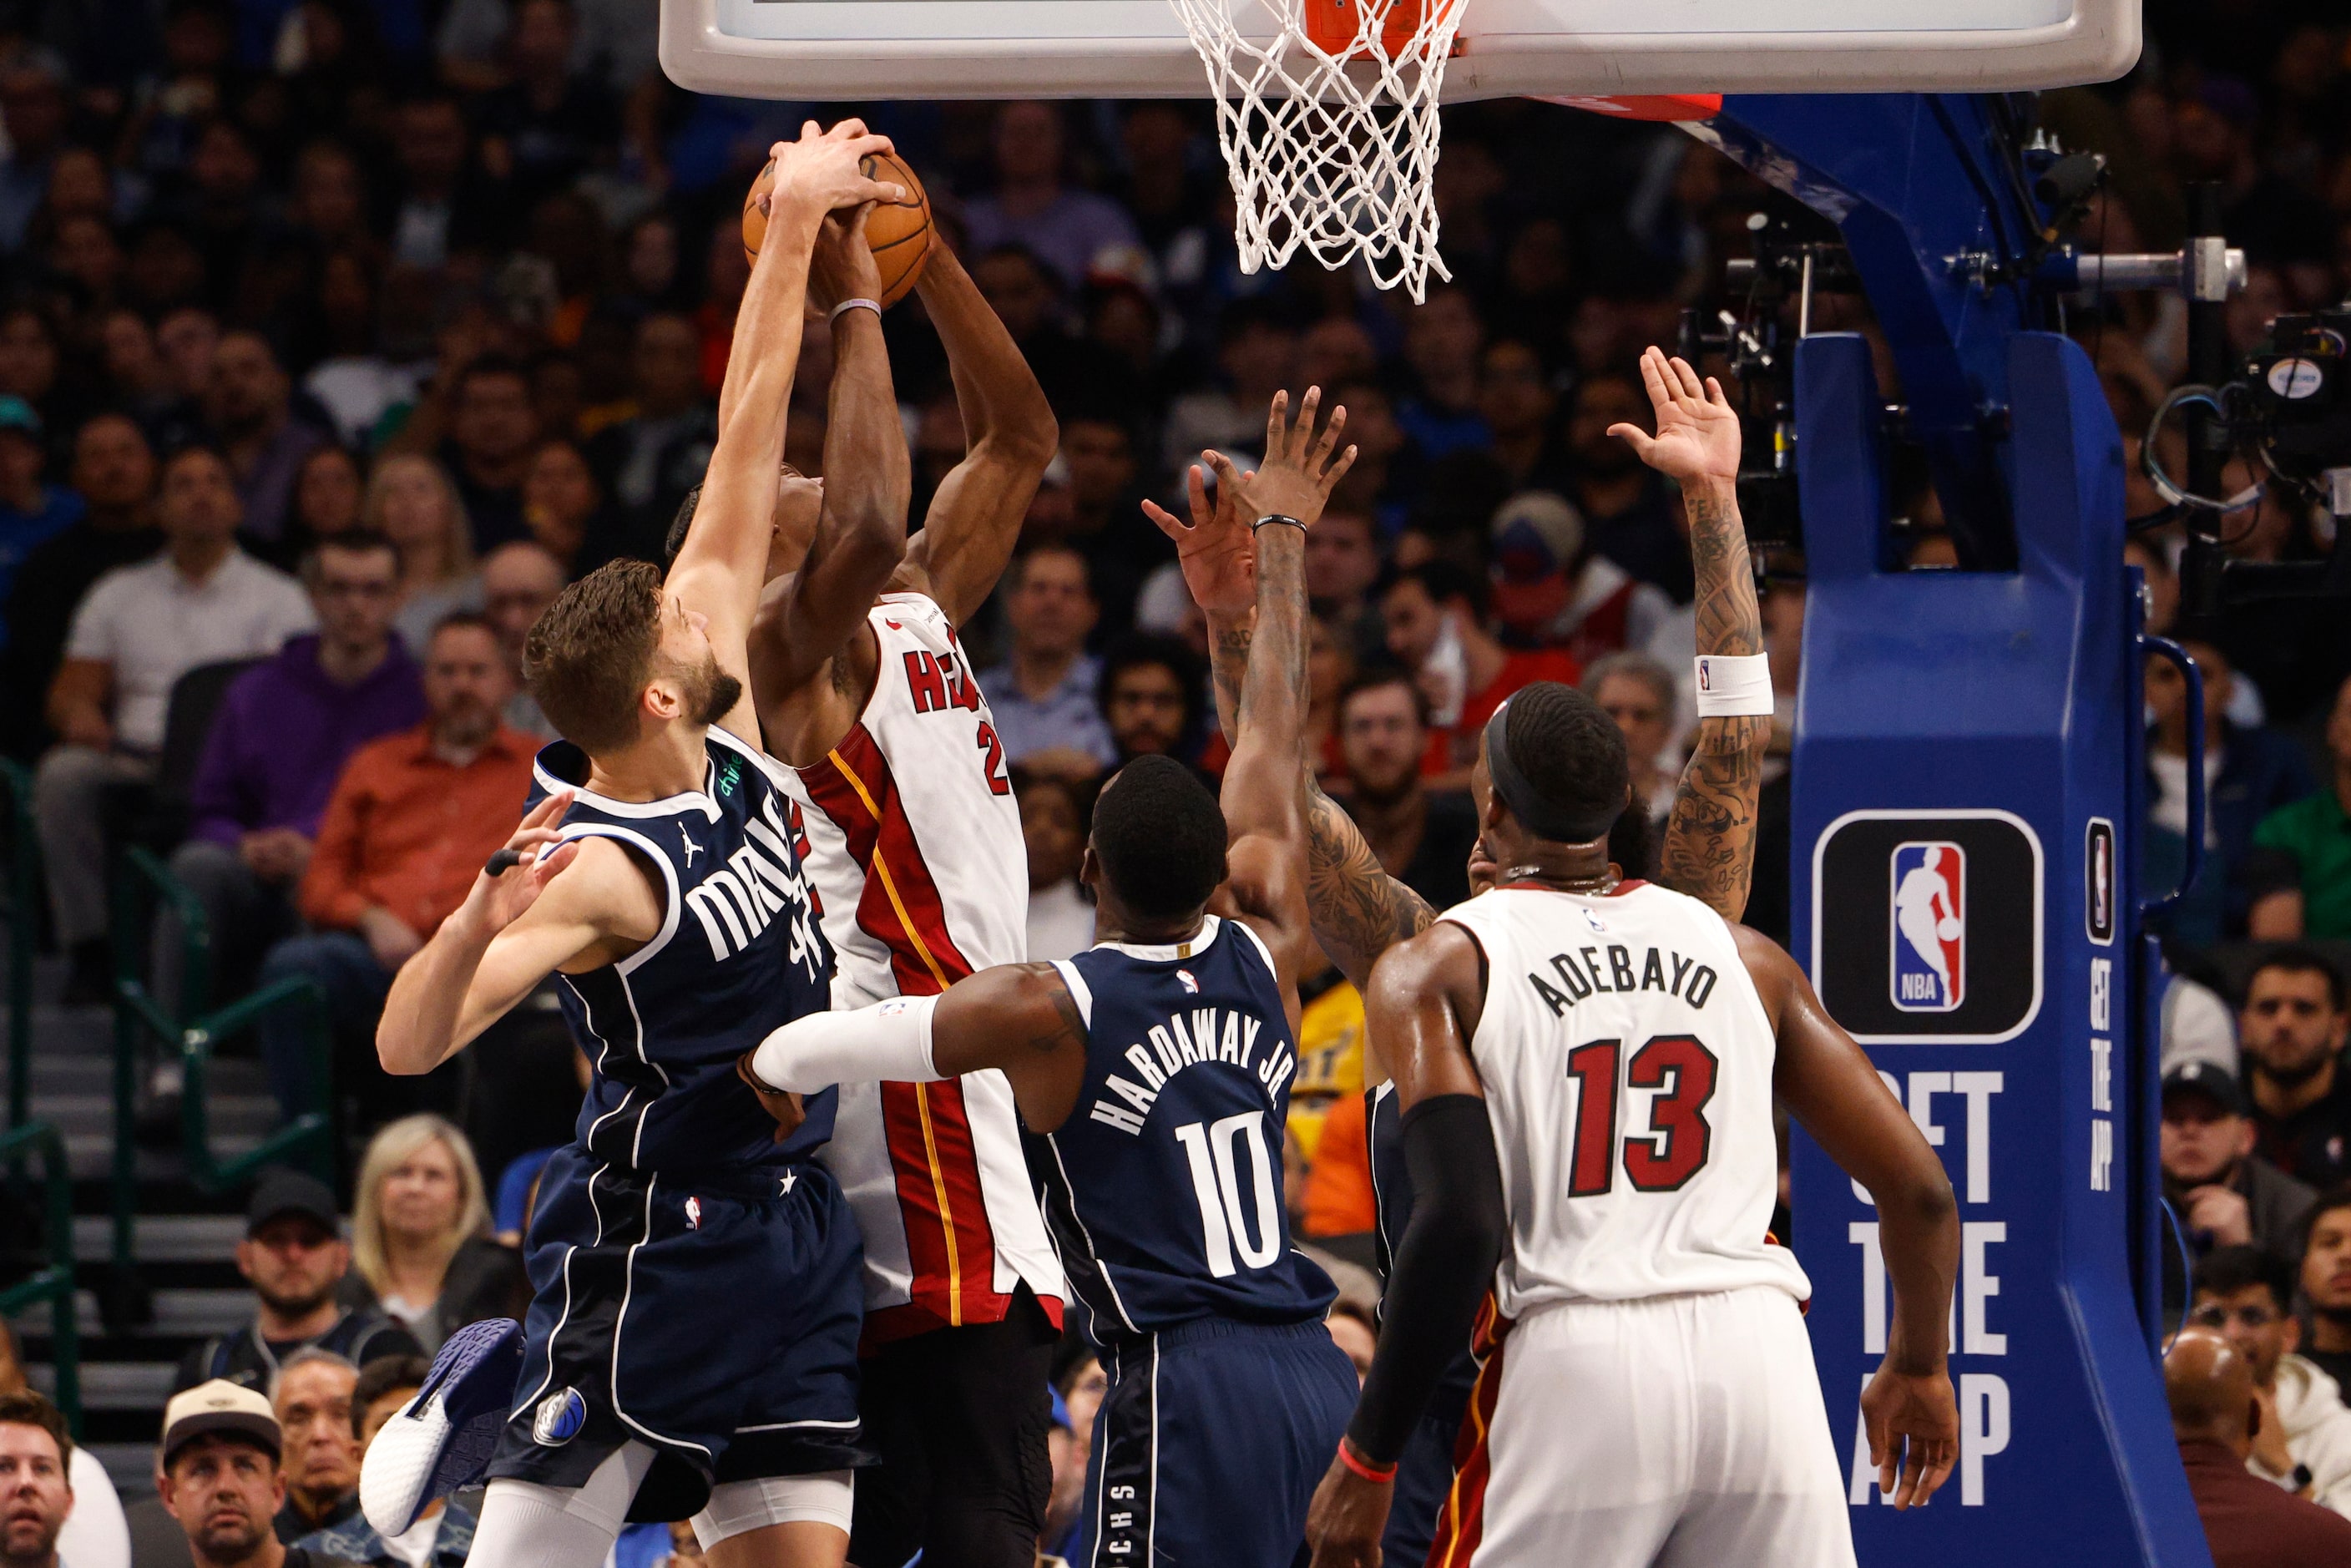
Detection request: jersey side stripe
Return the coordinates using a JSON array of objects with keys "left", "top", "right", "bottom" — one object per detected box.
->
[
  {"left": 802, "top": 722, "right": 1001, "bottom": 1332},
  {"left": 1430, "top": 1302, "right": 1510, "bottom": 1568}
]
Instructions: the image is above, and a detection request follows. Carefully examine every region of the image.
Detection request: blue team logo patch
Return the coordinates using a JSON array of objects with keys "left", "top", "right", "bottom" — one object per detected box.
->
[
  {"left": 1890, "top": 842, "right": 1965, "bottom": 1012},
  {"left": 533, "top": 1388, "right": 587, "bottom": 1446}
]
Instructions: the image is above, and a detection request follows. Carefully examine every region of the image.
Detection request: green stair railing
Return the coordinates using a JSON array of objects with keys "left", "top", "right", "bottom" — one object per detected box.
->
[
  {"left": 0, "top": 1121, "right": 78, "bottom": 1433},
  {"left": 110, "top": 847, "right": 334, "bottom": 1271}
]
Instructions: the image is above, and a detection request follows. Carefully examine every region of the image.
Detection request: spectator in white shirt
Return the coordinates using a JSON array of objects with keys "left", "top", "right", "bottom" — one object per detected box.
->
[
  {"left": 34, "top": 445, "right": 312, "bottom": 1001},
  {"left": 1016, "top": 767, "right": 1094, "bottom": 963}
]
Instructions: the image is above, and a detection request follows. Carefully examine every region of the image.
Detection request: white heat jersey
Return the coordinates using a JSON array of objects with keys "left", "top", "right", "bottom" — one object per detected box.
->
[
  {"left": 1439, "top": 882, "right": 1809, "bottom": 1318},
  {"left": 778, "top": 592, "right": 1064, "bottom": 1345}
]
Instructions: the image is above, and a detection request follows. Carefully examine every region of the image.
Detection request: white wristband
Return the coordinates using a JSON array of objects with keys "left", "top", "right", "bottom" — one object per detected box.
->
[
  {"left": 752, "top": 993, "right": 941, "bottom": 1093},
  {"left": 1693, "top": 653, "right": 1774, "bottom": 717},
  {"left": 827, "top": 297, "right": 882, "bottom": 325}
]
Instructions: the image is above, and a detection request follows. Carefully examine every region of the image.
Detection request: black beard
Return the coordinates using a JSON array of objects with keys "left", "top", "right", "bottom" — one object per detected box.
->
[
  {"left": 692, "top": 668, "right": 743, "bottom": 727},
  {"left": 255, "top": 1282, "right": 334, "bottom": 1321},
  {"left": 2254, "top": 1053, "right": 2331, "bottom": 1089}
]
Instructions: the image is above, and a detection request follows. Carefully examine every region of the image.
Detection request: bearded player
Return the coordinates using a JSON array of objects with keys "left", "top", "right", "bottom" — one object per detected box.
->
[
  {"left": 366, "top": 122, "right": 902, "bottom": 1568},
  {"left": 668, "top": 228, "right": 1067, "bottom": 1564}
]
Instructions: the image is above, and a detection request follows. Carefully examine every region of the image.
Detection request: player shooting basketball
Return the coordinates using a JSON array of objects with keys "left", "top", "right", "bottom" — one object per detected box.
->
[{"left": 666, "top": 214, "right": 1071, "bottom": 1565}]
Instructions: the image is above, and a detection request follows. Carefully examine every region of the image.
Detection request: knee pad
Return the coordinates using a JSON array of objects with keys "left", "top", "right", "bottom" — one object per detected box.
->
[{"left": 691, "top": 1469, "right": 856, "bottom": 1549}]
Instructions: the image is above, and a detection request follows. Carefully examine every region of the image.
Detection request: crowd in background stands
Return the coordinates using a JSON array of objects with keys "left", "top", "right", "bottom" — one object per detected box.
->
[{"left": 0, "top": 0, "right": 2342, "bottom": 1561}]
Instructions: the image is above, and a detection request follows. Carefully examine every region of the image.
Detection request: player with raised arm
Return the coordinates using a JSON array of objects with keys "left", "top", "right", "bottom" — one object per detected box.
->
[
  {"left": 735, "top": 233, "right": 1069, "bottom": 1568},
  {"left": 362, "top": 121, "right": 904, "bottom": 1568},
  {"left": 742, "top": 391, "right": 1360, "bottom": 1568},
  {"left": 1153, "top": 346, "right": 1781, "bottom": 1564},
  {"left": 1300, "top": 680, "right": 1961, "bottom": 1566}
]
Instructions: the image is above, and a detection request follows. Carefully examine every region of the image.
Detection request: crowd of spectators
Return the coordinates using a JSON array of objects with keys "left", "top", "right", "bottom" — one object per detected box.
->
[{"left": 0, "top": 0, "right": 2341, "bottom": 1560}]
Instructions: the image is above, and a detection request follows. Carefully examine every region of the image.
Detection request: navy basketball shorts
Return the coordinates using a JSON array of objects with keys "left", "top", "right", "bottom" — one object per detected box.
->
[
  {"left": 1077, "top": 1318, "right": 1358, "bottom": 1568},
  {"left": 485, "top": 1145, "right": 868, "bottom": 1523}
]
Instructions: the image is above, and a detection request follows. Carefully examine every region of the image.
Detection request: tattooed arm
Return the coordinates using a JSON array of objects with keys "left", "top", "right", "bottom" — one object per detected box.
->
[{"left": 1611, "top": 346, "right": 1770, "bottom": 923}]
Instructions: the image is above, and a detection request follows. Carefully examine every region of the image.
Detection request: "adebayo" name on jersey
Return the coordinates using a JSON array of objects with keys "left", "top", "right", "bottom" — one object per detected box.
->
[
  {"left": 1528, "top": 943, "right": 1720, "bottom": 1015},
  {"left": 1088, "top": 1006, "right": 1297, "bottom": 1136}
]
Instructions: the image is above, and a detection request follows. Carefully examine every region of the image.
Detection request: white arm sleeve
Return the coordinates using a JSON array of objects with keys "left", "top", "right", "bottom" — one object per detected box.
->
[{"left": 751, "top": 994, "right": 943, "bottom": 1093}]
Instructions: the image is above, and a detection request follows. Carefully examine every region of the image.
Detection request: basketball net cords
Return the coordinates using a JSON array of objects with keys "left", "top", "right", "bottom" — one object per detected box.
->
[{"left": 1167, "top": 0, "right": 1465, "bottom": 299}]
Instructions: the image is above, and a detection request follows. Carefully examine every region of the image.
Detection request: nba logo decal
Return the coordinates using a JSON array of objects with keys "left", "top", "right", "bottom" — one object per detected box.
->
[
  {"left": 1890, "top": 842, "right": 1965, "bottom": 1011},
  {"left": 534, "top": 1388, "right": 587, "bottom": 1446},
  {"left": 2086, "top": 817, "right": 2116, "bottom": 945},
  {"left": 1176, "top": 969, "right": 1199, "bottom": 994},
  {"left": 685, "top": 1196, "right": 702, "bottom": 1231}
]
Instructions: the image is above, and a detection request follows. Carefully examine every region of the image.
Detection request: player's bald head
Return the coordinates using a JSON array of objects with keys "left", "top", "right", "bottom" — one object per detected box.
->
[{"left": 2165, "top": 1327, "right": 2254, "bottom": 1449}]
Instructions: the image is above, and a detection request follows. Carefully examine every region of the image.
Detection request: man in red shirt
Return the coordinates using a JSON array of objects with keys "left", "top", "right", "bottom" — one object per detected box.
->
[
  {"left": 2169, "top": 1327, "right": 2351, "bottom": 1567},
  {"left": 255, "top": 613, "right": 538, "bottom": 1130},
  {"left": 1378, "top": 561, "right": 1577, "bottom": 787}
]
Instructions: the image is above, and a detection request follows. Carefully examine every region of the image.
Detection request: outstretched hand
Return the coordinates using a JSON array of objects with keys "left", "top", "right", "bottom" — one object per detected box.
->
[
  {"left": 765, "top": 119, "right": 902, "bottom": 223},
  {"left": 1610, "top": 346, "right": 1741, "bottom": 487},
  {"left": 1143, "top": 461, "right": 1257, "bottom": 617},
  {"left": 464, "top": 792, "right": 580, "bottom": 935},
  {"left": 807, "top": 202, "right": 885, "bottom": 316},
  {"left": 1205, "top": 387, "right": 1357, "bottom": 531}
]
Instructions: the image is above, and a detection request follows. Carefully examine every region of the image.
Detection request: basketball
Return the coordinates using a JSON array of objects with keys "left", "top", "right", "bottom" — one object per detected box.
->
[{"left": 740, "top": 149, "right": 933, "bottom": 308}]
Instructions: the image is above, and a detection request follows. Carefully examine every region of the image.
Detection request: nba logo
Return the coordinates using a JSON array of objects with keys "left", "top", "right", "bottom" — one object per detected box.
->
[{"left": 1890, "top": 842, "right": 1965, "bottom": 1012}]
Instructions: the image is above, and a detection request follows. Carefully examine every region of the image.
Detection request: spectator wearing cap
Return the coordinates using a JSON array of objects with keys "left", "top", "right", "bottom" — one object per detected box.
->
[
  {"left": 206, "top": 333, "right": 328, "bottom": 551},
  {"left": 1335, "top": 668, "right": 1478, "bottom": 914},
  {"left": 0, "top": 1388, "right": 80, "bottom": 1568},
  {"left": 174, "top": 1171, "right": 422, "bottom": 1396},
  {"left": 2163, "top": 972, "right": 2242, "bottom": 1079},
  {"left": 2303, "top": 1190, "right": 2351, "bottom": 1398},
  {"left": 1488, "top": 492, "right": 1677, "bottom": 671},
  {"left": 2188, "top": 1246, "right": 2351, "bottom": 1519},
  {"left": 151, "top": 1380, "right": 363, "bottom": 1568},
  {"left": 981, "top": 546, "right": 1117, "bottom": 777},
  {"left": 2171, "top": 1325, "right": 2351, "bottom": 1568},
  {"left": 159, "top": 531, "right": 426, "bottom": 1010},
  {"left": 2249, "top": 673, "right": 2351, "bottom": 941},
  {"left": 0, "top": 1323, "right": 129, "bottom": 1568},
  {"left": 35, "top": 446, "right": 313, "bottom": 1004},
  {"left": 964, "top": 102, "right": 1145, "bottom": 291},
  {"left": 2162, "top": 1059, "right": 2316, "bottom": 1261},
  {"left": 2241, "top": 949, "right": 2351, "bottom": 1190},
  {"left": 294, "top": 1355, "right": 475, "bottom": 1568},
  {"left": 0, "top": 396, "right": 84, "bottom": 649},
  {"left": 1379, "top": 561, "right": 1579, "bottom": 787},
  {"left": 260, "top": 616, "right": 538, "bottom": 1127},
  {"left": 0, "top": 412, "right": 159, "bottom": 757},
  {"left": 268, "top": 1351, "right": 359, "bottom": 1542}
]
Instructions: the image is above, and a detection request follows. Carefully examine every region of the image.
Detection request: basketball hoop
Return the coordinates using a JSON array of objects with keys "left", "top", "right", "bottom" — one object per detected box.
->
[{"left": 1167, "top": 0, "right": 1466, "bottom": 299}]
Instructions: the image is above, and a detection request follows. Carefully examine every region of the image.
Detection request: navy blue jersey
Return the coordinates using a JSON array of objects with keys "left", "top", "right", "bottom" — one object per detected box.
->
[
  {"left": 1036, "top": 916, "right": 1335, "bottom": 1344},
  {"left": 527, "top": 726, "right": 835, "bottom": 1171}
]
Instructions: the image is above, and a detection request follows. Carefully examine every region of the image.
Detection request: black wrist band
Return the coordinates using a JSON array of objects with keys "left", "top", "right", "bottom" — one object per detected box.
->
[{"left": 1252, "top": 513, "right": 1305, "bottom": 531}]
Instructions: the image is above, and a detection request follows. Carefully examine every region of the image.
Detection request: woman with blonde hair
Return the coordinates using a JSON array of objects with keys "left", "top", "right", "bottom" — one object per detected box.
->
[
  {"left": 361, "top": 453, "right": 483, "bottom": 651},
  {"left": 346, "top": 1114, "right": 528, "bottom": 1353}
]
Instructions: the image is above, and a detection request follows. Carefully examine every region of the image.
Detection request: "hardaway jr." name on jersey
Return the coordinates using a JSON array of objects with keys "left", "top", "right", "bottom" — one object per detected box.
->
[{"left": 1088, "top": 999, "right": 1297, "bottom": 1136}]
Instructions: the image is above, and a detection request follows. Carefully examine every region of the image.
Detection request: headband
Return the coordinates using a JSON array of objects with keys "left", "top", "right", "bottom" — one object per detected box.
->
[{"left": 1484, "top": 696, "right": 1623, "bottom": 845}]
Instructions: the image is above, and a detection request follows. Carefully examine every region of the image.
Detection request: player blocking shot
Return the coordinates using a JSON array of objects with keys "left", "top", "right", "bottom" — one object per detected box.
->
[
  {"left": 745, "top": 390, "right": 1360, "bottom": 1568},
  {"left": 1302, "top": 678, "right": 1963, "bottom": 1567},
  {"left": 361, "top": 121, "right": 908, "bottom": 1568}
]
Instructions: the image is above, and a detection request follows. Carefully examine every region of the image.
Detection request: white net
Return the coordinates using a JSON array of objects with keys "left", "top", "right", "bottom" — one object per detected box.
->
[{"left": 1167, "top": 0, "right": 1464, "bottom": 300}]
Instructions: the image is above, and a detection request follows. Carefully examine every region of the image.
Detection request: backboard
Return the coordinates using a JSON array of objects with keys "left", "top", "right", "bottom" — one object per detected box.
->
[{"left": 660, "top": 0, "right": 2141, "bottom": 104}]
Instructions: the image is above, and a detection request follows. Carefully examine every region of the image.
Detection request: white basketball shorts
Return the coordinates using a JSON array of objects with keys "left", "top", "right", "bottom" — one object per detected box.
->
[{"left": 1431, "top": 1284, "right": 1855, "bottom": 1568}]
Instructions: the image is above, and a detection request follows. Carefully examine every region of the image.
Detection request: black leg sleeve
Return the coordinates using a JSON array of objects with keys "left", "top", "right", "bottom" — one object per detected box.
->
[{"left": 1344, "top": 1094, "right": 1508, "bottom": 1467}]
